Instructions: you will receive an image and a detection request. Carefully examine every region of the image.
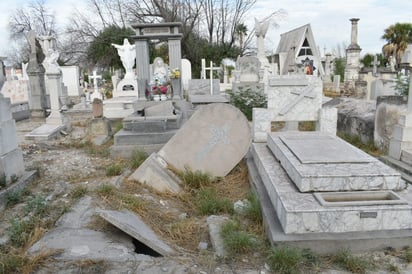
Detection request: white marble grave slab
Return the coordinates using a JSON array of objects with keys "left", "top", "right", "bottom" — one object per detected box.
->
[
  {"left": 251, "top": 143, "right": 412, "bottom": 234},
  {"left": 268, "top": 131, "right": 404, "bottom": 192},
  {"left": 158, "top": 103, "right": 251, "bottom": 177},
  {"left": 25, "top": 124, "right": 64, "bottom": 140}
]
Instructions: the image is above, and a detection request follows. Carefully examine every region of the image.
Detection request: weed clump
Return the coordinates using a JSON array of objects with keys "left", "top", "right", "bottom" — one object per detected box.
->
[
  {"left": 195, "top": 188, "right": 233, "bottom": 215},
  {"left": 130, "top": 149, "right": 148, "bottom": 169},
  {"left": 221, "top": 220, "right": 256, "bottom": 255}
]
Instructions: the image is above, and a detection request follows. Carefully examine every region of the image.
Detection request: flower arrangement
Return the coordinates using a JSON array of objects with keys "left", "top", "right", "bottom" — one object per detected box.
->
[
  {"left": 169, "top": 68, "right": 181, "bottom": 79},
  {"left": 150, "top": 76, "right": 171, "bottom": 98}
]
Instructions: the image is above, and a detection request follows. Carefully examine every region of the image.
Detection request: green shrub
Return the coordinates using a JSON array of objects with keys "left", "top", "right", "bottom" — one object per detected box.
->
[
  {"left": 70, "top": 185, "right": 88, "bottom": 199},
  {"left": 221, "top": 220, "right": 256, "bottom": 255},
  {"left": 24, "top": 196, "right": 48, "bottom": 217},
  {"left": 181, "top": 167, "right": 213, "bottom": 189},
  {"left": 8, "top": 218, "right": 36, "bottom": 247},
  {"left": 105, "top": 164, "right": 123, "bottom": 176},
  {"left": 195, "top": 188, "right": 233, "bottom": 215},
  {"left": 267, "top": 246, "right": 305, "bottom": 274},
  {"left": 97, "top": 184, "right": 116, "bottom": 196},
  {"left": 229, "top": 87, "right": 267, "bottom": 121},
  {"left": 243, "top": 192, "right": 262, "bottom": 222},
  {"left": 130, "top": 149, "right": 148, "bottom": 169},
  {"left": 332, "top": 250, "right": 372, "bottom": 274}
]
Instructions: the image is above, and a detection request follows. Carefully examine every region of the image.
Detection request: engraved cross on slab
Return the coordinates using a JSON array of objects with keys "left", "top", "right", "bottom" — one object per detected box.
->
[
  {"left": 279, "top": 84, "right": 316, "bottom": 115},
  {"left": 196, "top": 124, "right": 231, "bottom": 160}
]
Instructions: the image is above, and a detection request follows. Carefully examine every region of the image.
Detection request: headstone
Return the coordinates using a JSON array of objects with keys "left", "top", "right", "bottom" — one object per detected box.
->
[
  {"left": 252, "top": 75, "right": 337, "bottom": 142},
  {"left": 61, "top": 66, "right": 81, "bottom": 96},
  {"left": 188, "top": 79, "right": 220, "bottom": 96},
  {"left": 332, "top": 75, "right": 340, "bottom": 92},
  {"left": 0, "top": 79, "right": 30, "bottom": 103},
  {"left": 201, "top": 59, "right": 221, "bottom": 95},
  {"left": 158, "top": 103, "right": 251, "bottom": 176},
  {"left": 26, "top": 30, "right": 47, "bottom": 116},
  {"left": 0, "top": 94, "right": 25, "bottom": 183},
  {"left": 129, "top": 103, "right": 251, "bottom": 192},
  {"left": 87, "top": 117, "right": 112, "bottom": 146},
  {"left": 92, "top": 98, "right": 103, "bottom": 118},
  {"left": 181, "top": 58, "right": 192, "bottom": 92}
]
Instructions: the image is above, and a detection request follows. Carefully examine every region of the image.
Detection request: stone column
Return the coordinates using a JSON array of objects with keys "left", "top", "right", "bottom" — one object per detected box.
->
[
  {"left": 350, "top": 18, "right": 360, "bottom": 47},
  {"left": 45, "top": 72, "right": 65, "bottom": 125},
  {"left": 344, "top": 18, "right": 361, "bottom": 83},
  {"left": 27, "top": 53, "right": 47, "bottom": 117},
  {"left": 0, "top": 94, "right": 24, "bottom": 183},
  {"left": 168, "top": 38, "right": 182, "bottom": 100},
  {"left": 324, "top": 53, "right": 332, "bottom": 81},
  {"left": 135, "top": 40, "right": 150, "bottom": 100},
  {"left": 0, "top": 57, "right": 5, "bottom": 90}
]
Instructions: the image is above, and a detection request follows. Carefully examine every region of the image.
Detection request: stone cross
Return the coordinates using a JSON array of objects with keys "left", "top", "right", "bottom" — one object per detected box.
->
[
  {"left": 201, "top": 59, "right": 221, "bottom": 95},
  {"left": 372, "top": 54, "right": 380, "bottom": 77},
  {"left": 90, "top": 70, "right": 102, "bottom": 93},
  {"left": 89, "top": 70, "right": 103, "bottom": 101},
  {"left": 279, "top": 85, "right": 316, "bottom": 115}
]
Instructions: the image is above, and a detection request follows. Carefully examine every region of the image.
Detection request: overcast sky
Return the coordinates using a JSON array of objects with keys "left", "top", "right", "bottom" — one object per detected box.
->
[{"left": 1, "top": 0, "right": 411, "bottom": 61}]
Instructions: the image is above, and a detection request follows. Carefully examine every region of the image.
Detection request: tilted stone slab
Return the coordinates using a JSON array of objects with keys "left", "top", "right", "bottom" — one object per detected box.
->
[
  {"left": 98, "top": 209, "right": 175, "bottom": 256},
  {"left": 250, "top": 143, "right": 412, "bottom": 234},
  {"left": 158, "top": 103, "right": 251, "bottom": 177},
  {"left": 268, "top": 131, "right": 404, "bottom": 192}
]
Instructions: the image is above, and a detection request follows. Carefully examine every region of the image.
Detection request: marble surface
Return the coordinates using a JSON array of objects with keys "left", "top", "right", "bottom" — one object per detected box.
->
[
  {"left": 251, "top": 142, "right": 412, "bottom": 234},
  {"left": 268, "top": 132, "right": 404, "bottom": 192}
]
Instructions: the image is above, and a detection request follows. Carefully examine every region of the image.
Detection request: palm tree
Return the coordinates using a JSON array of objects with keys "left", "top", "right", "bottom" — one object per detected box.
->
[
  {"left": 235, "top": 23, "right": 248, "bottom": 53},
  {"left": 382, "top": 23, "right": 412, "bottom": 67}
]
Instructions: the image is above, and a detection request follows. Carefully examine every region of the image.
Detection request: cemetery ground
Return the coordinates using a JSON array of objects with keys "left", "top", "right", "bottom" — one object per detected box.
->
[{"left": 1, "top": 118, "right": 412, "bottom": 274}]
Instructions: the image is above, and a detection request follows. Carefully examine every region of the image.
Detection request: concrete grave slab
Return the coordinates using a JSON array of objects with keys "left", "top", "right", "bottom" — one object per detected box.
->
[
  {"left": 29, "top": 196, "right": 139, "bottom": 261},
  {"left": 25, "top": 123, "right": 65, "bottom": 140},
  {"left": 246, "top": 156, "right": 412, "bottom": 254},
  {"left": 158, "top": 103, "right": 251, "bottom": 177},
  {"left": 98, "top": 209, "right": 175, "bottom": 256},
  {"left": 250, "top": 142, "right": 412, "bottom": 234},
  {"left": 268, "top": 131, "right": 404, "bottom": 192}
]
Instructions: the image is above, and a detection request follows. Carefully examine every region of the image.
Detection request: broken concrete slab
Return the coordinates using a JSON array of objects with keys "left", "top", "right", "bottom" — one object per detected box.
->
[
  {"left": 29, "top": 196, "right": 139, "bottom": 261},
  {"left": 158, "top": 103, "right": 251, "bottom": 177},
  {"left": 129, "top": 152, "right": 181, "bottom": 193},
  {"left": 206, "top": 215, "right": 229, "bottom": 257},
  {"left": 97, "top": 209, "right": 175, "bottom": 256}
]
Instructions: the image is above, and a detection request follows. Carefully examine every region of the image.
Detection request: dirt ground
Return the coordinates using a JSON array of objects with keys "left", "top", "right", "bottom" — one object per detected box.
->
[{"left": 1, "top": 116, "right": 412, "bottom": 273}]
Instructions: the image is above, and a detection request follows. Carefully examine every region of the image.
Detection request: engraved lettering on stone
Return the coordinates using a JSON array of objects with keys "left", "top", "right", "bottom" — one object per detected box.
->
[
  {"left": 279, "top": 84, "right": 315, "bottom": 115},
  {"left": 143, "top": 27, "right": 170, "bottom": 34},
  {"left": 360, "top": 212, "right": 378, "bottom": 218},
  {"left": 197, "top": 124, "right": 231, "bottom": 160}
]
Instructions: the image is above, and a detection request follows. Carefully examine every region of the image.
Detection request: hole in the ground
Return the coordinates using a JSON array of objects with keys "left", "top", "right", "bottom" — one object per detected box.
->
[{"left": 132, "top": 238, "right": 162, "bottom": 257}]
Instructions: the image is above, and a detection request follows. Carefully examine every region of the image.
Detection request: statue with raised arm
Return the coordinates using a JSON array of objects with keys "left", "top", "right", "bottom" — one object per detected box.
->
[{"left": 112, "top": 38, "right": 136, "bottom": 79}]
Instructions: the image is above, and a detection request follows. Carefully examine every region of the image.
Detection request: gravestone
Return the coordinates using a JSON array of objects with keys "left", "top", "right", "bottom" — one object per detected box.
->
[
  {"left": 232, "top": 56, "right": 264, "bottom": 94},
  {"left": 129, "top": 103, "right": 251, "bottom": 192},
  {"left": 0, "top": 94, "right": 24, "bottom": 183},
  {"left": 92, "top": 98, "right": 103, "bottom": 118},
  {"left": 332, "top": 75, "right": 340, "bottom": 92},
  {"left": 89, "top": 70, "right": 103, "bottom": 101},
  {"left": 61, "top": 66, "right": 81, "bottom": 96},
  {"left": 252, "top": 75, "right": 337, "bottom": 142},
  {"left": 181, "top": 58, "right": 192, "bottom": 92},
  {"left": 26, "top": 30, "right": 47, "bottom": 117}
]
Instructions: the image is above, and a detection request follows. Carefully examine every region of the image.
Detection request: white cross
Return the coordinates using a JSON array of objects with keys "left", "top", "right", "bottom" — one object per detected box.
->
[
  {"left": 89, "top": 70, "right": 102, "bottom": 93},
  {"left": 201, "top": 59, "right": 221, "bottom": 95},
  {"left": 279, "top": 85, "right": 316, "bottom": 115},
  {"left": 372, "top": 55, "right": 380, "bottom": 77}
]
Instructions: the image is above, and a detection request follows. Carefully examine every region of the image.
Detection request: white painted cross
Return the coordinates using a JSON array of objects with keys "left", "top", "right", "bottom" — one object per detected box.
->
[
  {"left": 372, "top": 54, "right": 380, "bottom": 77},
  {"left": 279, "top": 85, "right": 316, "bottom": 115},
  {"left": 89, "top": 70, "right": 103, "bottom": 101},
  {"left": 201, "top": 59, "right": 221, "bottom": 95},
  {"left": 90, "top": 70, "right": 102, "bottom": 93}
]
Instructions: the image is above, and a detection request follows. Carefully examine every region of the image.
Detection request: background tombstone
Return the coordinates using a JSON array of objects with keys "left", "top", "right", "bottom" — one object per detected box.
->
[
  {"left": 61, "top": 66, "right": 81, "bottom": 97},
  {"left": 181, "top": 58, "right": 192, "bottom": 93},
  {"left": 131, "top": 23, "right": 183, "bottom": 100},
  {"left": 26, "top": 30, "right": 47, "bottom": 117},
  {"left": 0, "top": 94, "right": 24, "bottom": 183}
]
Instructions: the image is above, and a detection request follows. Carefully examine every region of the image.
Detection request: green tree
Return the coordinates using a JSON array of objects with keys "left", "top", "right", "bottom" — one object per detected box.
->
[
  {"left": 360, "top": 53, "right": 387, "bottom": 68},
  {"left": 334, "top": 57, "right": 345, "bottom": 81},
  {"left": 86, "top": 25, "right": 134, "bottom": 69},
  {"left": 382, "top": 23, "right": 412, "bottom": 66},
  {"left": 394, "top": 74, "right": 410, "bottom": 96}
]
